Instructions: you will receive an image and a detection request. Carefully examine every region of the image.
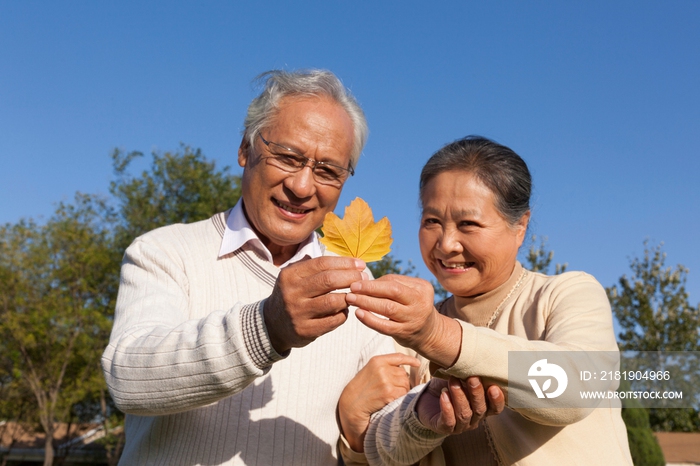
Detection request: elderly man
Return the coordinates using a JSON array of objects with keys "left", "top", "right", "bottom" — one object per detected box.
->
[
  {"left": 102, "top": 69, "right": 497, "bottom": 465},
  {"left": 101, "top": 69, "right": 400, "bottom": 465}
]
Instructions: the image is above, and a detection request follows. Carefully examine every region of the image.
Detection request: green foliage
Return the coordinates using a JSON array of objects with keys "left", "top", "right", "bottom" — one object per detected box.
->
[
  {"left": 522, "top": 235, "right": 567, "bottom": 275},
  {"left": 648, "top": 408, "right": 700, "bottom": 432},
  {"left": 0, "top": 145, "right": 241, "bottom": 464},
  {"left": 367, "top": 255, "right": 416, "bottom": 278},
  {"left": 619, "top": 382, "right": 666, "bottom": 466},
  {"left": 110, "top": 144, "right": 241, "bottom": 250},
  {"left": 0, "top": 194, "right": 120, "bottom": 464},
  {"left": 608, "top": 241, "right": 700, "bottom": 432},
  {"left": 607, "top": 240, "right": 699, "bottom": 352},
  {"left": 622, "top": 401, "right": 666, "bottom": 465}
]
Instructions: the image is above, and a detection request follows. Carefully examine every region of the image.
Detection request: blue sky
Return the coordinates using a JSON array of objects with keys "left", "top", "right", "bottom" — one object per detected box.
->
[{"left": 2, "top": 1, "right": 699, "bottom": 305}]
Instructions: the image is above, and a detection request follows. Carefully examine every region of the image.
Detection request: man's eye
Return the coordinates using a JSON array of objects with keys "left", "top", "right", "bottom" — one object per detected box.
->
[
  {"left": 315, "top": 166, "right": 341, "bottom": 180},
  {"left": 274, "top": 153, "right": 304, "bottom": 166}
]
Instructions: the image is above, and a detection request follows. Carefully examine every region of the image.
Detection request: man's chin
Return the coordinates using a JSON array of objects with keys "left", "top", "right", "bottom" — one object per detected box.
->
[{"left": 266, "top": 227, "right": 316, "bottom": 249}]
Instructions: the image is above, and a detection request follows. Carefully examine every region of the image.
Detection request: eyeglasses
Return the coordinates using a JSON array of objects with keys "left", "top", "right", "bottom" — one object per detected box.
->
[{"left": 258, "top": 133, "right": 354, "bottom": 187}]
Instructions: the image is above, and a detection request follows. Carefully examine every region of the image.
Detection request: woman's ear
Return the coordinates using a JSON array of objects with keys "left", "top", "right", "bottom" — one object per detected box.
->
[{"left": 515, "top": 211, "right": 531, "bottom": 246}]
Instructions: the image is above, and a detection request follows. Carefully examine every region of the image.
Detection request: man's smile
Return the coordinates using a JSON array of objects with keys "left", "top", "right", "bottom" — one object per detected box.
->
[{"left": 273, "top": 198, "right": 313, "bottom": 215}]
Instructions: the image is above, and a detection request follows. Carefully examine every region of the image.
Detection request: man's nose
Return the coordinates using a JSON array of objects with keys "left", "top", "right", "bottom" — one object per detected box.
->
[{"left": 284, "top": 166, "right": 316, "bottom": 198}]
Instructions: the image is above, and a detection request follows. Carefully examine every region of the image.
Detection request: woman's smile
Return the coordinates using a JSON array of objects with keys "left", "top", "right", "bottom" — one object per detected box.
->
[
  {"left": 419, "top": 170, "right": 527, "bottom": 297},
  {"left": 438, "top": 260, "right": 476, "bottom": 271}
]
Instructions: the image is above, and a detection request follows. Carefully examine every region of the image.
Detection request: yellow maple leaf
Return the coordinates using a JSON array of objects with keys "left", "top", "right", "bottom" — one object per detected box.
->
[{"left": 320, "top": 198, "right": 392, "bottom": 262}]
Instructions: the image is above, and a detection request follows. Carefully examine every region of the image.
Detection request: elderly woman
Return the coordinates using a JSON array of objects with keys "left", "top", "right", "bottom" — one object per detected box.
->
[{"left": 338, "top": 136, "right": 633, "bottom": 465}]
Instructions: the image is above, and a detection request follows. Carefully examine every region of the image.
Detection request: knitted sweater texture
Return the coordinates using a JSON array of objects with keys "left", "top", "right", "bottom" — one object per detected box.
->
[
  {"left": 102, "top": 212, "right": 394, "bottom": 465},
  {"left": 361, "top": 262, "right": 633, "bottom": 466}
]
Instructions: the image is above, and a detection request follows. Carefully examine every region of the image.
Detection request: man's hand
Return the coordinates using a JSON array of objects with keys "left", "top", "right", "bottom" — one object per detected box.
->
[
  {"left": 264, "top": 256, "right": 367, "bottom": 354},
  {"left": 416, "top": 376, "right": 505, "bottom": 435},
  {"left": 338, "top": 353, "right": 420, "bottom": 452},
  {"left": 346, "top": 274, "right": 462, "bottom": 368}
]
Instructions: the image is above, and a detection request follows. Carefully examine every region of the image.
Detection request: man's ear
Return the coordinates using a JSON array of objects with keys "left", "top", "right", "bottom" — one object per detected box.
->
[{"left": 238, "top": 137, "right": 250, "bottom": 168}]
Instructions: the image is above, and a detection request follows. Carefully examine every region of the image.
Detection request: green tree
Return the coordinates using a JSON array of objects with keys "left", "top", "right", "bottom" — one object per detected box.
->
[
  {"left": 367, "top": 255, "right": 415, "bottom": 279},
  {"left": 607, "top": 241, "right": 699, "bottom": 352},
  {"left": 0, "top": 145, "right": 243, "bottom": 465},
  {"left": 523, "top": 235, "right": 567, "bottom": 275},
  {"left": 607, "top": 241, "right": 700, "bottom": 432},
  {"left": 0, "top": 194, "right": 120, "bottom": 466},
  {"left": 620, "top": 385, "right": 666, "bottom": 466},
  {"left": 110, "top": 144, "right": 242, "bottom": 250},
  {"left": 103, "top": 145, "right": 242, "bottom": 463}
]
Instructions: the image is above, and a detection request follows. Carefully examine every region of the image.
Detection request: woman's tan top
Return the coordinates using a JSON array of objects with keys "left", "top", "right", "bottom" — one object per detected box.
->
[{"left": 344, "top": 262, "right": 633, "bottom": 466}]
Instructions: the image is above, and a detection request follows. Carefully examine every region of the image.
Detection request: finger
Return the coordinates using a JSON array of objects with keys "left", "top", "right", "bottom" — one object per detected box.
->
[
  {"left": 312, "top": 308, "right": 349, "bottom": 334},
  {"left": 425, "top": 377, "right": 448, "bottom": 397},
  {"left": 461, "top": 377, "right": 486, "bottom": 428},
  {"left": 436, "top": 387, "right": 456, "bottom": 434},
  {"left": 486, "top": 385, "right": 506, "bottom": 416},
  {"left": 447, "top": 377, "right": 473, "bottom": 431},
  {"left": 376, "top": 274, "right": 423, "bottom": 289},
  {"left": 371, "top": 352, "right": 421, "bottom": 368},
  {"left": 347, "top": 293, "right": 403, "bottom": 321},
  {"left": 308, "top": 269, "right": 367, "bottom": 295},
  {"left": 349, "top": 278, "right": 409, "bottom": 303},
  {"left": 392, "top": 370, "right": 412, "bottom": 393},
  {"left": 311, "top": 293, "right": 354, "bottom": 318},
  {"left": 288, "top": 256, "right": 366, "bottom": 279},
  {"left": 353, "top": 307, "right": 406, "bottom": 337}
]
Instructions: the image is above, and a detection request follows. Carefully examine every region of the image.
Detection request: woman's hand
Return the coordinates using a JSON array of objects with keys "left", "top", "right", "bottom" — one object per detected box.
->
[
  {"left": 346, "top": 274, "right": 463, "bottom": 368},
  {"left": 417, "top": 376, "right": 505, "bottom": 435},
  {"left": 338, "top": 353, "right": 420, "bottom": 452}
]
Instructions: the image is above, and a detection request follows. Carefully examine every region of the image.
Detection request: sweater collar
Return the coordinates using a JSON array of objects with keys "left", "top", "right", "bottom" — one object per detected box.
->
[
  {"left": 446, "top": 261, "right": 525, "bottom": 327},
  {"left": 218, "top": 200, "right": 322, "bottom": 268}
]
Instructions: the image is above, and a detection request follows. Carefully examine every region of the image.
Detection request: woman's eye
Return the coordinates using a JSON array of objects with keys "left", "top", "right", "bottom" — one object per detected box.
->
[{"left": 422, "top": 218, "right": 439, "bottom": 226}]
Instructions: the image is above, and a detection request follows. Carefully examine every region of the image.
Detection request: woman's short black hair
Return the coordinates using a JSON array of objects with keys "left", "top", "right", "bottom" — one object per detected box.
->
[{"left": 419, "top": 136, "right": 532, "bottom": 226}]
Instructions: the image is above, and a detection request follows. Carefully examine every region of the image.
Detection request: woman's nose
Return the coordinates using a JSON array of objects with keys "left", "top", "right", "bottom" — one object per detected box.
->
[{"left": 437, "top": 229, "right": 463, "bottom": 254}]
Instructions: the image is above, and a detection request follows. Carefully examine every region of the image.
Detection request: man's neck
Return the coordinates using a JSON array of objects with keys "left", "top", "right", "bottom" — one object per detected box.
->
[{"left": 265, "top": 241, "right": 299, "bottom": 267}]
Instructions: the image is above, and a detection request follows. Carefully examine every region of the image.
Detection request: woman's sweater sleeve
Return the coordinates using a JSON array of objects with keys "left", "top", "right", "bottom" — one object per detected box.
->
[
  {"left": 362, "top": 272, "right": 621, "bottom": 465},
  {"left": 442, "top": 272, "right": 620, "bottom": 426},
  {"left": 363, "top": 385, "right": 448, "bottom": 466},
  {"left": 101, "top": 236, "right": 285, "bottom": 416}
]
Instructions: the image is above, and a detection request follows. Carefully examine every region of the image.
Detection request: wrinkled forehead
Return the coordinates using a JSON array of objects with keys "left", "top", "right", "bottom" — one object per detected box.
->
[
  {"left": 263, "top": 95, "right": 355, "bottom": 162},
  {"left": 420, "top": 169, "right": 490, "bottom": 202}
]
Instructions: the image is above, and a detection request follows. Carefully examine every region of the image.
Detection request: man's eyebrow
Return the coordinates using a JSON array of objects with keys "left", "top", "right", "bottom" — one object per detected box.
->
[
  {"left": 273, "top": 140, "right": 347, "bottom": 165},
  {"left": 271, "top": 140, "right": 304, "bottom": 155}
]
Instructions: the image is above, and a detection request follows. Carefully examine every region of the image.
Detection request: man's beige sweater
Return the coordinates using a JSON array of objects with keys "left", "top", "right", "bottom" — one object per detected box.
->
[{"left": 102, "top": 212, "right": 394, "bottom": 465}]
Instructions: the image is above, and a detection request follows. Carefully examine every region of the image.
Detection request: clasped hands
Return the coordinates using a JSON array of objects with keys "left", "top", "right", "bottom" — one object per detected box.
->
[
  {"left": 342, "top": 274, "right": 504, "bottom": 451},
  {"left": 264, "top": 258, "right": 459, "bottom": 364},
  {"left": 338, "top": 353, "right": 504, "bottom": 452},
  {"left": 263, "top": 258, "right": 504, "bottom": 450}
]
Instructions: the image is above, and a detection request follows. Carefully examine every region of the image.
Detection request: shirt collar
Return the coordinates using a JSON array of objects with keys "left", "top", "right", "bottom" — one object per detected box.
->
[{"left": 218, "top": 199, "right": 323, "bottom": 268}]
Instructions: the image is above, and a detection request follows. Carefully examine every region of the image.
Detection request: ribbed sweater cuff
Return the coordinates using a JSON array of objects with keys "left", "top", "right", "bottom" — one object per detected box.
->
[
  {"left": 405, "top": 386, "right": 448, "bottom": 441},
  {"left": 240, "top": 300, "right": 287, "bottom": 369}
]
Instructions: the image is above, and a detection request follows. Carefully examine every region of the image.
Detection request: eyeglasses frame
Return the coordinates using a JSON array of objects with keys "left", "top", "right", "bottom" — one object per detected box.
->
[{"left": 257, "top": 133, "right": 355, "bottom": 186}]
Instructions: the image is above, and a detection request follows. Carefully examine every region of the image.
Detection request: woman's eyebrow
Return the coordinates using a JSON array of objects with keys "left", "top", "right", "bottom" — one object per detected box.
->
[{"left": 422, "top": 207, "right": 481, "bottom": 218}]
